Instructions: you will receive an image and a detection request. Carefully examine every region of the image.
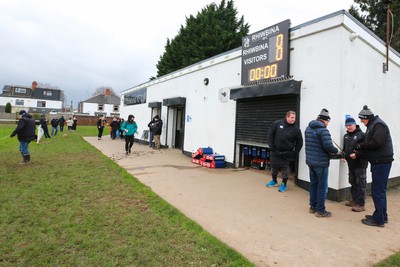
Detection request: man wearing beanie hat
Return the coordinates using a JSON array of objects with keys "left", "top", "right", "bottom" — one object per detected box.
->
[
  {"left": 304, "top": 108, "right": 339, "bottom": 218},
  {"left": 318, "top": 108, "right": 331, "bottom": 121},
  {"left": 350, "top": 105, "right": 393, "bottom": 227},
  {"left": 343, "top": 117, "right": 368, "bottom": 212},
  {"left": 10, "top": 110, "right": 36, "bottom": 164}
]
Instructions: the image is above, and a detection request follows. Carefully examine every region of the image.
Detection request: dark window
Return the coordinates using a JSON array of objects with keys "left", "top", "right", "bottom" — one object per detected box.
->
[{"left": 37, "top": 101, "right": 46, "bottom": 107}]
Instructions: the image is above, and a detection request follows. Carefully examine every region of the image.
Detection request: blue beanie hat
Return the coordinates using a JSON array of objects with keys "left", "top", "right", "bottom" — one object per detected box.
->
[
  {"left": 19, "top": 110, "right": 26, "bottom": 115},
  {"left": 345, "top": 117, "right": 356, "bottom": 126}
]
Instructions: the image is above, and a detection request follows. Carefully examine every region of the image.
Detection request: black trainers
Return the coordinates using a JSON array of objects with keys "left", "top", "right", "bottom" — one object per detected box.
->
[
  {"left": 361, "top": 218, "right": 384, "bottom": 227},
  {"left": 365, "top": 215, "right": 388, "bottom": 224},
  {"left": 309, "top": 207, "right": 316, "bottom": 214},
  {"left": 315, "top": 210, "right": 332, "bottom": 218},
  {"left": 128, "top": 148, "right": 131, "bottom": 154}
]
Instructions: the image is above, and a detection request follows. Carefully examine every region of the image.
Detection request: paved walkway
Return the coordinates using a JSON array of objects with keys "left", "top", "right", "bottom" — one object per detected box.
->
[{"left": 85, "top": 137, "right": 400, "bottom": 267}]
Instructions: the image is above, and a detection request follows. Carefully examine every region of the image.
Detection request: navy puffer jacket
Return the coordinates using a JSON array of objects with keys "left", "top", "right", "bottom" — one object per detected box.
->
[
  {"left": 11, "top": 113, "right": 36, "bottom": 142},
  {"left": 305, "top": 120, "right": 338, "bottom": 167}
]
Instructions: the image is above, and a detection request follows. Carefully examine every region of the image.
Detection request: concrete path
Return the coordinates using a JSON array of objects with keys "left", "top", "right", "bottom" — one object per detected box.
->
[{"left": 85, "top": 137, "right": 400, "bottom": 267}]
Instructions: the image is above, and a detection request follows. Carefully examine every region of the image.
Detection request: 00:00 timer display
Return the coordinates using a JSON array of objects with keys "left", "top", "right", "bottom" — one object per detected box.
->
[{"left": 248, "top": 64, "right": 278, "bottom": 81}]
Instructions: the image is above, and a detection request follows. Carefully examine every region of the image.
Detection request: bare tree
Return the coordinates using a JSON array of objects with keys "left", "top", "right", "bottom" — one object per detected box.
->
[{"left": 92, "top": 86, "right": 117, "bottom": 96}]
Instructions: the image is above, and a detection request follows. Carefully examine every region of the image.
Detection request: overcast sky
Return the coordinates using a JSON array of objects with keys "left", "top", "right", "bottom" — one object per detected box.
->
[{"left": 0, "top": 0, "right": 354, "bottom": 107}]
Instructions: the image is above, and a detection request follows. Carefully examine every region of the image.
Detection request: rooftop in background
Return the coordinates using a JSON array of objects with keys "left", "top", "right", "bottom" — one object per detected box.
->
[
  {"left": 1, "top": 84, "right": 63, "bottom": 101},
  {"left": 81, "top": 88, "right": 120, "bottom": 105}
]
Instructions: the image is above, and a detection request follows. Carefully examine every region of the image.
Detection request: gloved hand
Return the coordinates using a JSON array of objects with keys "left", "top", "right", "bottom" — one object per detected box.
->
[
  {"left": 329, "top": 152, "right": 345, "bottom": 159},
  {"left": 353, "top": 143, "right": 362, "bottom": 151},
  {"left": 10, "top": 133, "right": 15, "bottom": 138}
]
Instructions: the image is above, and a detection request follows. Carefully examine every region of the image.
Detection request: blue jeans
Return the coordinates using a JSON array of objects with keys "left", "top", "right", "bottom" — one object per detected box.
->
[
  {"left": 19, "top": 141, "right": 30, "bottom": 155},
  {"left": 308, "top": 166, "right": 329, "bottom": 212},
  {"left": 149, "top": 131, "right": 154, "bottom": 147},
  {"left": 370, "top": 162, "right": 391, "bottom": 225},
  {"left": 51, "top": 126, "right": 58, "bottom": 135}
]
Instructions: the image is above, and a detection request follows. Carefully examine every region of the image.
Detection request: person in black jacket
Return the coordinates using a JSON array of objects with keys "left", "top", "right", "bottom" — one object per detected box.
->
[
  {"left": 97, "top": 115, "right": 107, "bottom": 140},
  {"left": 72, "top": 117, "right": 78, "bottom": 131},
  {"left": 50, "top": 116, "right": 59, "bottom": 136},
  {"left": 39, "top": 114, "right": 50, "bottom": 138},
  {"left": 10, "top": 110, "right": 36, "bottom": 164},
  {"left": 152, "top": 115, "right": 163, "bottom": 150},
  {"left": 58, "top": 116, "right": 65, "bottom": 132},
  {"left": 110, "top": 117, "right": 119, "bottom": 140},
  {"left": 266, "top": 111, "right": 303, "bottom": 193},
  {"left": 343, "top": 117, "right": 368, "bottom": 212},
  {"left": 147, "top": 116, "right": 156, "bottom": 147},
  {"left": 351, "top": 105, "right": 394, "bottom": 227}
]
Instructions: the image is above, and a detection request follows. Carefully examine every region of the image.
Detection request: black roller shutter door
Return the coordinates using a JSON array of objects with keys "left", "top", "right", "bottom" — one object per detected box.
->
[{"left": 235, "top": 95, "right": 298, "bottom": 146}]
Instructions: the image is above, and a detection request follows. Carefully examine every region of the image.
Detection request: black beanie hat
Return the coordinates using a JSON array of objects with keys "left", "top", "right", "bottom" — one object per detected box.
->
[
  {"left": 345, "top": 117, "right": 356, "bottom": 126},
  {"left": 358, "top": 105, "right": 374, "bottom": 119},
  {"left": 318, "top": 108, "right": 331, "bottom": 121}
]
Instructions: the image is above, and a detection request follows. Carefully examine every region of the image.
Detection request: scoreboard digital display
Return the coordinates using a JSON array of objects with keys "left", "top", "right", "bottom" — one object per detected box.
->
[{"left": 241, "top": 20, "right": 290, "bottom": 85}]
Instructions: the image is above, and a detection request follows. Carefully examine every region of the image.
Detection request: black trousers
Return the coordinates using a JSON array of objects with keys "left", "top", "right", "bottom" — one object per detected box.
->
[
  {"left": 348, "top": 167, "right": 367, "bottom": 206},
  {"left": 124, "top": 135, "right": 134, "bottom": 151},
  {"left": 98, "top": 127, "right": 104, "bottom": 138}
]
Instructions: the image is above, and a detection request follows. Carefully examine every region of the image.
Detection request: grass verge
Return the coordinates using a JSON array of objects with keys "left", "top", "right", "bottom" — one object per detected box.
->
[{"left": 0, "top": 125, "right": 253, "bottom": 266}]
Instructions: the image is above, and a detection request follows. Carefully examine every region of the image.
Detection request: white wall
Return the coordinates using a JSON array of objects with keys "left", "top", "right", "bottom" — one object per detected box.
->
[
  {"left": 292, "top": 13, "right": 400, "bottom": 189},
  {"left": 81, "top": 102, "right": 117, "bottom": 116},
  {"left": 121, "top": 50, "right": 241, "bottom": 163},
  {"left": 121, "top": 11, "right": 400, "bottom": 190},
  {"left": 0, "top": 96, "right": 62, "bottom": 109}
]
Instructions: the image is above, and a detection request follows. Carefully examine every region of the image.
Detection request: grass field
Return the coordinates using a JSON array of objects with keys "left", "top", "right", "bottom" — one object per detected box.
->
[
  {"left": 0, "top": 124, "right": 399, "bottom": 266},
  {"left": 0, "top": 125, "right": 253, "bottom": 266}
]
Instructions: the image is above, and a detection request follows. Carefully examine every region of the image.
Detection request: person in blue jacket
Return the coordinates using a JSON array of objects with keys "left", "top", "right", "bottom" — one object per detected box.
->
[
  {"left": 304, "top": 108, "right": 339, "bottom": 218},
  {"left": 120, "top": 115, "right": 138, "bottom": 155}
]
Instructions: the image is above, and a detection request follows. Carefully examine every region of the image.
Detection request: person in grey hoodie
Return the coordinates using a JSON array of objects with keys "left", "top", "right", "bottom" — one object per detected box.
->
[{"left": 304, "top": 109, "right": 339, "bottom": 218}]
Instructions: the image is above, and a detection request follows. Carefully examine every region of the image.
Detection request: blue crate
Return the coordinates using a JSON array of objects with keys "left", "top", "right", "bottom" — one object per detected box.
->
[
  {"left": 251, "top": 147, "right": 258, "bottom": 157},
  {"left": 214, "top": 155, "right": 225, "bottom": 161},
  {"left": 214, "top": 161, "right": 226, "bottom": 168},
  {"left": 261, "top": 148, "right": 267, "bottom": 159},
  {"left": 243, "top": 146, "right": 249, "bottom": 156}
]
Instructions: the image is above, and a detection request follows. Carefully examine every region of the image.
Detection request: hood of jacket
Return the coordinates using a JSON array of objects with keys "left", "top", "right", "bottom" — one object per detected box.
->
[{"left": 308, "top": 119, "right": 325, "bottom": 129}]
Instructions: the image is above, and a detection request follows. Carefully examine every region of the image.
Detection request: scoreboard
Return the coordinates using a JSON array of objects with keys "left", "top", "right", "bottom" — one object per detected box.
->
[{"left": 241, "top": 20, "right": 290, "bottom": 85}]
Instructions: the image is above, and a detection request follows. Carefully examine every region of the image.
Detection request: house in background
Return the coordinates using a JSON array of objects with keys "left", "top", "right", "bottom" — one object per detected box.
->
[
  {"left": 78, "top": 88, "right": 120, "bottom": 116},
  {"left": 0, "top": 81, "right": 64, "bottom": 114}
]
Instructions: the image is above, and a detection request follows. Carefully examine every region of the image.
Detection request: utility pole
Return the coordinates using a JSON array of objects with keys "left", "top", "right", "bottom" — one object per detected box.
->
[{"left": 383, "top": 0, "right": 391, "bottom": 73}]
